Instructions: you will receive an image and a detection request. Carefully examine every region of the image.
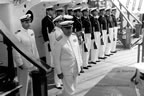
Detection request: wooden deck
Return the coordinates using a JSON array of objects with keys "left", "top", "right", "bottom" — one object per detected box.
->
[{"left": 48, "top": 45, "right": 141, "bottom": 96}]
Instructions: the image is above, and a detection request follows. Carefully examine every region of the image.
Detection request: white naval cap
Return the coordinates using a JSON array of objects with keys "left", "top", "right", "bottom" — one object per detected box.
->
[
  {"left": 99, "top": 7, "right": 105, "bottom": 11},
  {"left": 56, "top": 7, "right": 64, "bottom": 11},
  {"left": 67, "top": 7, "right": 73, "bottom": 11},
  {"left": 105, "top": 7, "right": 111, "bottom": 11},
  {"left": 90, "top": 8, "right": 98, "bottom": 12},
  {"left": 46, "top": 5, "right": 53, "bottom": 10},
  {"left": 59, "top": 15, "right": 74, "bottom": 27},
  {"left": 20, "top": 14, "right": 31, "bottom": 22},
  {"left": 73, "top": 6, "right": 81, "bottom": 12},
  {"left": 53, "top": 15, "right": 63, "bottom": 22},
  {"left": 81, "top": 7, "right": 89, "bottom": 12},
  {"left": 111, "top": 7, "right": 117, "bottom": 10}
]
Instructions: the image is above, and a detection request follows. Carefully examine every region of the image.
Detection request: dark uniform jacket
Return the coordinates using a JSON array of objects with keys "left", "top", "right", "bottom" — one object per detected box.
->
[
  {"left": 73, "top": 15, "right": 83, "bottom": 32},
  {"left": 105, "top": 15, "right": 114, "bottom": 28},
  {"left": 93, "top": 17, "right": 101, "bottom": 32},
  {"left": 111, "top": 14, "right": 118, "bottom": 27},
  {"left": 81, "top": 16, "right": 92, "bottom": 34},
  {"left": 98, "top": 15, "right": 107, "bottom": 30},
  {"left": 41, "top": 15, "right": 55, "bottom": 42},
  {"left": 89, "top": 15, "right": 95, "bottom": 39}
]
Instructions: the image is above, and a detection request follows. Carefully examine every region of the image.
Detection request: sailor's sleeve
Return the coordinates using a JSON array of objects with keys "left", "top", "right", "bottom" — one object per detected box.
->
[
  {"left": 77, "top": 38, "right": 83, "bottom": 66},
  {"left": 32, "top": 31, "right": 40, "bottom": 60},
  {"left": 52, "top": 41, "right": 62, "bottom": 74},
  {"left": 13, "top": 32, "right": 23, "bottom": 67}
]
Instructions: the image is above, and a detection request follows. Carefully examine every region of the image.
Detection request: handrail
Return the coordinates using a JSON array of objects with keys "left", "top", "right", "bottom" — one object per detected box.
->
[
  {"left": 0, "top": 85, "right": 22, "bottom": 96},
  {"left": 110, "top": 0, "right": 134, "bottom": 29},
  {"left": 117, "top": 0, "right": 142, "bottom": 24},
  {"left": 0, "top": 20, "right": 49, "bottom": 73}
]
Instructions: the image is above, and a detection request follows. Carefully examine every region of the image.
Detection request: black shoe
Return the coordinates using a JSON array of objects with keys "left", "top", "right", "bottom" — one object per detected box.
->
[
  {"left": 83, "top": 67, "right": 88, "bottom": 69},
  {"left": 99, "top": 57, "right": 106, "bottom": 59},
  {"left": 96, "top": 60, "right": 100, "bottom": 62},
  {"left": 111, "top": 51, "right": 117, "bottom": 53},
  {"left": 105, "top": 54, "right": 110, "bottom": 56},
  {"left": 90, "top": 62, "right": 96, "bottom": 64},
  {"left": 104, "top": 57, "right": 107, "bottom": 59},
  {"left": 87, "top": 65, "right": 92, "bottom": 67},
  {"left": 109, "top": 53, "right": 113, "bottom": 55},
  {"left": 80, "top": 70, "right": 84, "bottom": 73},
  {"left": 55, "top": 86, "right": 62, "bottom": 89}
]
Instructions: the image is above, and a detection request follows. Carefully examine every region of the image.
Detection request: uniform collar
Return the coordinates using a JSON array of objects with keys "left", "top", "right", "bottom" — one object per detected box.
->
[
  {"left": 84, "top": 16, "right": 88, "bottom": 18},
  {"left": 76, "top": 16, "right": 81, "bottom": 19},
  {"left": 48, "top": 15, "right": 52, "bottom": 19},
  {"left": 21, "top": 27, "right": 28, "bottom": 32},
  {"left": 94, "top": 16, "right": 99, "bottom": 19}
]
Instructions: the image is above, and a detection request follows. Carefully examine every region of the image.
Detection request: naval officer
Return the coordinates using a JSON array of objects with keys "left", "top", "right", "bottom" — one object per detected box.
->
[
  {"left": 105, "top": 7, "right": 114, "bottom": 56},
  {"left": 111, "top": 7, "right": 118, "bottom": 53},
  {"left": 41, "top": 6, "right": 55, "bottom": 67},
  {"left": 98, "top": 7, "right": 107, "bottom": 59},
  {"left": 53, "top": 15, "right": 82, "bottom": 96},
  {"left": 81, "top": 7, "right": 92, "bottom": 69},
  {"left": 90, "top": 8, "right": 101, "bottom": 63},
  {"left": 73, "top": 6, "right": 85, "bottom": 73},
  {"left": 13, "top": 14, "right": 39, "bottom": 96}
]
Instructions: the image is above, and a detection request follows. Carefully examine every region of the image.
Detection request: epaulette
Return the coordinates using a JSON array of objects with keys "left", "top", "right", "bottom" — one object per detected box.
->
[
  {"left": 15, "top": 30, "right": 21, "bottom": 34},
  {"left": 72, "top": 33, "right": 76, "bottom": 35},
  {"left": 56, "top": 35, "right": 63, "bottom": 41}
]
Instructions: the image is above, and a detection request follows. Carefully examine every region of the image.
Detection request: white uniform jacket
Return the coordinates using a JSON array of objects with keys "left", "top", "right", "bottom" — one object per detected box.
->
[
  {"left": 51, "top": 26, "right": 63, "bottom": 50},
  {"left": 53, "top": 33, "right": 82, "bottom": 75},
  {"left": 14, "top": 27, "right": 40, "bottom": 68}
]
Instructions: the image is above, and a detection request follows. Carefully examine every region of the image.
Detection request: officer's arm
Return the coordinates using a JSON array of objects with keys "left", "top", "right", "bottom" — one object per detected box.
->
[
  {"left": 41, "top": 19, "right": 49, "bottom": 42},
  {"left": 53, "top": 41, "right": 62, "bottom": 74},
  {"left": 13, "top": 33, "right": 23, "bottom": 68},
  {"left": 32, "top": 31, "right": 40, "bottom": 60}
]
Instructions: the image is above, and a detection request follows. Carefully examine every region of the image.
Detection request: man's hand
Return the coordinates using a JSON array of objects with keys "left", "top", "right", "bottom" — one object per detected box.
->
[{"left": 57, "top": 73, "right": 64, "bottom": 79}]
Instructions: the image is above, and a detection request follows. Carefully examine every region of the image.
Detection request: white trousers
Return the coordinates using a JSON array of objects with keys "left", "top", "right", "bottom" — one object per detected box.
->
[
  {"left": 105, "top": 28, "right": 114, "bottom": 55},
  {"left": 44, "top": 42, "right": 53, "bottom": 67},
  {"left": 58, "top": 64, "right": 78, "bottom": 96},
  {"left": 17, "top": 68, "right": 33, "bottom": 96},
  {"left": 111, "top": 27, "right": 118, "bottom": 52},
  {"left": 90, "top": 32, "right": 100, "bottom": 62},
  {"left": 44, "top": 32, "right": 54, "bottom": 67},
  {"left": 82, "top": 33, "right": 91, "bottom": 67},
  {"left": 99, "top": 30, "right": 107, "bottom": 57}
]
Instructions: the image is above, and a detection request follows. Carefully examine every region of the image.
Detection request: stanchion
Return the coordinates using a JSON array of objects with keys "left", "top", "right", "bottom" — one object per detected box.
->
[{"left": 31, "top": 70, "right": 47, "bottom": 96}]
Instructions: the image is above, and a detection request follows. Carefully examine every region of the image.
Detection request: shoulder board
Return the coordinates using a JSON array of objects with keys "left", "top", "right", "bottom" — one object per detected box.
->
[
  {"left": 56, "top": 35, "right": 63, "bottom": 41},
  {"left": 72, "top": 33, "right": 76, "bottom": 35},
  {"left": 15, "top": 30, "right": 21, "bottom": 34}
]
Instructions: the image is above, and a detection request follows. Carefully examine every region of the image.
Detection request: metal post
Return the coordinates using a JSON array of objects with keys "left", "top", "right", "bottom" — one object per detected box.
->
[
  {"left": 31, "top": 70, "right": 48, "bottom": 96},
  {"left": 119, "top": 3, "right": 123, "bottom": 34},
  {"left": 142, "top": 30, "right": 144, "bottom": 62}
]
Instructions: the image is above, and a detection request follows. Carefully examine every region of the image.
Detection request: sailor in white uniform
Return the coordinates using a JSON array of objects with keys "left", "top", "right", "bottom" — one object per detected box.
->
[
  {"left": 51, "top": 15, "right": 64, "bottom": 89},
  {"left": 53, "top": 15, "right": 82, "bottom": 96},
  {"left": 13, "top": 14, "right": 39, "bottom": 96}
]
